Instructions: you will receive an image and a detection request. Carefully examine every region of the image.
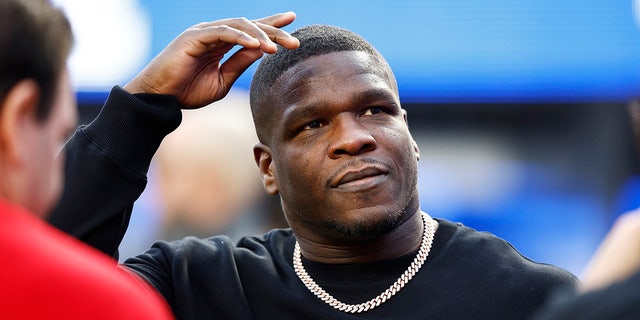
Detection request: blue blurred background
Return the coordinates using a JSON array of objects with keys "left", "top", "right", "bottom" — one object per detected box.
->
[{"left": 56, "top": 0, "right": 640, "bottom": 275}]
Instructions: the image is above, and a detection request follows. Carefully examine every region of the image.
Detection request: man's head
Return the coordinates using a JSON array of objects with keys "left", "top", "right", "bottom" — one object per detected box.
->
[
  {"left": 0, "top": 0, "right": 77, "bottom": 217},
  {"left": 250, "top": 25, "right": 420, "bottom": 243},
  {"left": 250, "top": 24, "right": 398, "bottom": 144}
]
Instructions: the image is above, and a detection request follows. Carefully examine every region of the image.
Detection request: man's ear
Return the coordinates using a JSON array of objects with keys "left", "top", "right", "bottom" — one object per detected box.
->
[
  {"left": 401, "top": 107, "right": 410, "bottom": 124},
  {"left": 253, "top": 143, "right": 279, "bottom": 195},
  {"left": 401, "top": 108, "right": 421, "bottom": 161},
  {"left": 0, "top": 79, "right": 40, "bottom": 166}
]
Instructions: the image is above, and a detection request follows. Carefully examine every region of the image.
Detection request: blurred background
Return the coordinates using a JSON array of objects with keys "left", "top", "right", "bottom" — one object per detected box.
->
[{"left": 53, "top": 0, "right": 640, "bottom": 275}]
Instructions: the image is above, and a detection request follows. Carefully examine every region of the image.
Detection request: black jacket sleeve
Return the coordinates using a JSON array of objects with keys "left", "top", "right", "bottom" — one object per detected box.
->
[{"left": 47, "top": 86, "right": 182, "bottom": 258}]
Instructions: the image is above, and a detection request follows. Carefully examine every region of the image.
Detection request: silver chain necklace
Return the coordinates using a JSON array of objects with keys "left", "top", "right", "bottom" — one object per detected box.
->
[{"left": 293, "top": 214, "right": 436, "bottom": 314}]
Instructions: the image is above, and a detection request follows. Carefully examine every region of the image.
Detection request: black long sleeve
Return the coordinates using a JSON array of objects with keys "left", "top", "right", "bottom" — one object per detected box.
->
[{"left": 47, "top": 86, "right": 182, "bottom": 258}]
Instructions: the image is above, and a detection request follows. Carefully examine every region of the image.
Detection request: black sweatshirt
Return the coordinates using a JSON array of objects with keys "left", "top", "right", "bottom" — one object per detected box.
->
[{"left": 49, "top": 86, "right": 577, "bottom": 319}]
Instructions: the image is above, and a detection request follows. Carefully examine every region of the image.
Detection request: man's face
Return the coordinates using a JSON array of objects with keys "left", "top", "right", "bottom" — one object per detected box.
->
[
  {"left": 27, "top": 69, "right": 77, "bottom": 217},
  {"left": 262, "top": 51, "right": 420, "bottom": 242}
]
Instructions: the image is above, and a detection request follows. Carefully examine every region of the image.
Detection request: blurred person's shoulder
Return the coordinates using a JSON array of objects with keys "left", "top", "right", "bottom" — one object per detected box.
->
[
  {"left": 533, "top": 270, "right": 640, "bottom": 320},
  {"left": 0, "top": 201, "right": 173, "bottom": 319}
]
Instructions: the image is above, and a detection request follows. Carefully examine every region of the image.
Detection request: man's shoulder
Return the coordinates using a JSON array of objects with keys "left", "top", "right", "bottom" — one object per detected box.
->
[
  {"left": 433, "top": 218, "right": 512, "bottom": 253},
  {"left": 437, "top": 218, "right": 545, "bottom": 261},
  {"left": 434, "top": 218, "right": 577, "bottom": 282}
]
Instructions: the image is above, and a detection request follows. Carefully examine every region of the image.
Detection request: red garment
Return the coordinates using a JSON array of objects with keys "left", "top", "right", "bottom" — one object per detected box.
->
[{"left": 0, "top": 201, "right": 173, "bottom": 319}]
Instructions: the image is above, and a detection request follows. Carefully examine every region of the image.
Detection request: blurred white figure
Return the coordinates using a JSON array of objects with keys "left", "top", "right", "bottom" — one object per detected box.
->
[
  {"left": 52, "top": 0, "right": 151, "bottom": 90},
  {"left": 155, "top": 89, "right": 265, "bottom": 240}
]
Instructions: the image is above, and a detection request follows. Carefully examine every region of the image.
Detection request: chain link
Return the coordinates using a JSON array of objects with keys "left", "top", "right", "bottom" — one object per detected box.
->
[{"left": 293, "top": 214, "right": 435, "bottom": 314}]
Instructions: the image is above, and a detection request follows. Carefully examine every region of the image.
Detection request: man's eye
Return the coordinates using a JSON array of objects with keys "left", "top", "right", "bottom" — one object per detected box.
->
[
  {"left": 303, "top": 120, "right": 322, "bottom": 130},
  {"left": 362, "top": 107, "right": 384, "bottom": 116}
]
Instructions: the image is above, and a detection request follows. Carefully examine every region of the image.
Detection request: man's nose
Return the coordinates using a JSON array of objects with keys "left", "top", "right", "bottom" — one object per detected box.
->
[{"left": 327, "top": 116, "right": 377, "bottom": 158}]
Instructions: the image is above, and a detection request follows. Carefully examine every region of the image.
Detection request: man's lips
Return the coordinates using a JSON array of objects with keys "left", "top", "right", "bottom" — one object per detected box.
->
[{"left": 331, "top": 165, "right": 389, "bottom": 188}]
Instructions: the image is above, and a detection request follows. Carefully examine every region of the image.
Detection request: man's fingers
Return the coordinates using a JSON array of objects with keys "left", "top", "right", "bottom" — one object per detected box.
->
[
  {"left": 254, "top": 11, "right": 297, "bottom": 28},
  {"left": 252, "top": 21, "right": 300, "bottom": 50},
  {"left": 196, "top": 12, "right": 296, "bottom": 29},
  {"left": 219, "top": 47, "right": 265, "bottom": 87},
  {"left": 253, "top": 12, "right": 299, "bottom": 50},
  {"left": 188, "top": 13, "right": 298, "bottom": 53},
  {"left": 182, "top": 25, "right": 262, "bottom": 53}
]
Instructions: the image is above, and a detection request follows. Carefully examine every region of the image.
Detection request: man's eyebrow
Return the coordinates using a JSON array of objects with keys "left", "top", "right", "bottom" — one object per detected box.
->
[
  {"left": 281, "top": 89, "right": 398, "bottom": 125},
  {"left": 354, "top": 88, "right": 398, "bottom": 105},
  {"left": 281, "top": 103, "right": 322, "bottom": 125}
]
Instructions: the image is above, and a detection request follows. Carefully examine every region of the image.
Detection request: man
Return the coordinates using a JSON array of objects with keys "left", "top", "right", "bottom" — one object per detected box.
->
[
  {"left": 50, "top": 22, "right": 577, "bottom": 318},
  {"left": 0, "top": 0, "right": 172, "bottom": 318}
]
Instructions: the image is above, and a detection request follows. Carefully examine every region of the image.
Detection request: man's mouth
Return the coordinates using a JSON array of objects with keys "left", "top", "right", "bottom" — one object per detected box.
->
[{"left": 332, "top": 166, "right": 388, "bottom": 190}]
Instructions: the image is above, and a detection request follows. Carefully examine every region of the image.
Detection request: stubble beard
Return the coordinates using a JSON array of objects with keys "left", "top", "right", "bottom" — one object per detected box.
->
[
  {"left": 328, "top": 209, "right": 405, "bottom": 240},
  {"left": 289, "top": 157, "right": 420, "bottom": 241},
  {"left": 307, "top": 185, "right": 418, "bottom": 241}
]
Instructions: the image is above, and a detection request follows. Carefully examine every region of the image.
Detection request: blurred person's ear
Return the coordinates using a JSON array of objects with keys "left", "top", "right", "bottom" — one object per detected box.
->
[{"left": 0, "top": 79, "right": 40, "bottom": 166}]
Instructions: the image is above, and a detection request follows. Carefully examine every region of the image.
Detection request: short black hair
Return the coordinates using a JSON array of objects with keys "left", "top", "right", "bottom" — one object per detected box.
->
[
  {"left": 0, "top": 0, "right": 73, "bottom": 121},
  {"left": 249, "top": 24, "right": 397, "bottom": 143}
]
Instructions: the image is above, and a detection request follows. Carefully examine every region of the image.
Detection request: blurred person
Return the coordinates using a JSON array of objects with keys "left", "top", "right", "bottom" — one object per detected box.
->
[
  {"left": 532, "top": 211, "right": 640, "bottom": 320},
  {"left": 118, "top": 90, "right": 273, "bottom": 259},
  {"left": 154, "top": 90, "right": 285, "bottom": 241},
  {"left": 0, "top": 0, "right": 172, "bottom": 318},
  {"left": 533, "top": 100, "right": 640, "bottom": 320},
  {"left": 49, "top": 20, "right": 577, "bottom": 318}
]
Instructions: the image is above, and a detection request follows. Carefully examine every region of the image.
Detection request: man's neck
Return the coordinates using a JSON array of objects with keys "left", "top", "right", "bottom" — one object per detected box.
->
[{"left": 295, "top": 211, "right": 434, "bottom": 264}]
